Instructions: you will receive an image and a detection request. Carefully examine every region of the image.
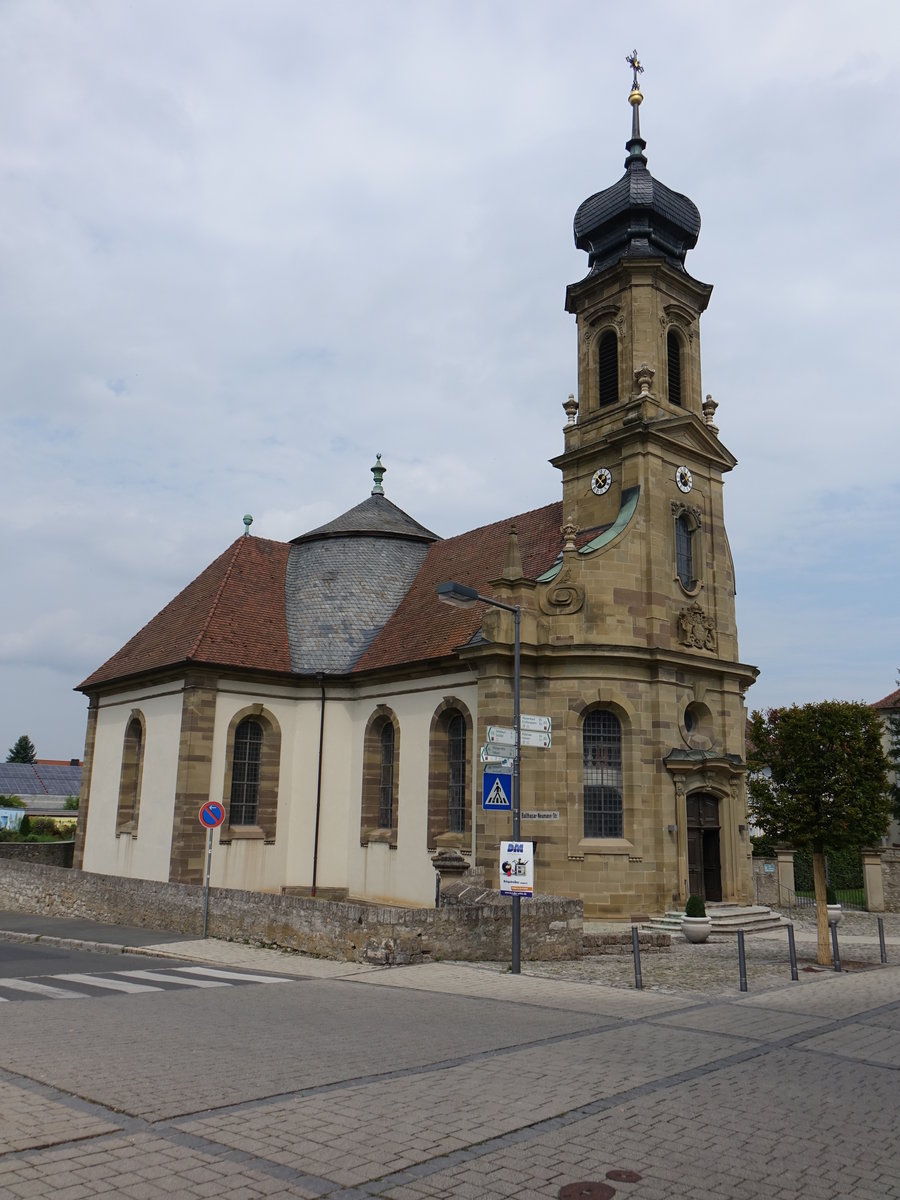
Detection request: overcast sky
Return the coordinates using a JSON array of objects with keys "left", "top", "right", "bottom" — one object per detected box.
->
[{"left": 1, "top": 0, "right": 898, "bottom": 759}]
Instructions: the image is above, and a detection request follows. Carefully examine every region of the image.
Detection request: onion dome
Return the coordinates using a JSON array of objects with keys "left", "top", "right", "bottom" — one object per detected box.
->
[{"left": 573, "top": 53, "right": 701, "bottom": 275}]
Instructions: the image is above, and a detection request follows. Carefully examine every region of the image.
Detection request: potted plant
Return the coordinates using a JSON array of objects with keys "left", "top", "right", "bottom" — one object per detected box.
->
[
  {"left": 825, "top": 884, "right": 843, "bottom": 926},
  {"left": 682, "top": 894, "right": 712, "bottom": 943}
]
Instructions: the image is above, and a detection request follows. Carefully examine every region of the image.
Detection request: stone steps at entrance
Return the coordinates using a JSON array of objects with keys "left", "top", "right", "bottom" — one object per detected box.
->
[{"left": 643, "top": 903, "right": 791, "bottom": 935}]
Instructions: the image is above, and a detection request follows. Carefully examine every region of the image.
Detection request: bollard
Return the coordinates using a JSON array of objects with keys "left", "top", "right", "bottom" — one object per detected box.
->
[
  {"left": 737, "top": 929, "right": 748, "bottom": 992},
  {"left": 631, "top": 924, "right": 643, "bottom": 990},
  {"left": 829, "top": 920, "right": 841, "bottom": 972},
  {"left": 878, "top": 916, "right": 888, "bottom": 964},
  {"left": 787, "top": 922, "right": 799, "bottom": 981}
]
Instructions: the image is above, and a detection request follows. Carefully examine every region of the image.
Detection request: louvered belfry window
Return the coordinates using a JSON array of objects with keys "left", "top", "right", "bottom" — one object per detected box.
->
[
  {"left": 447, "top": 713, "right": 466, "bottom": 833},
  {"left": 378, "top": 723, "right": 395, "bottom": 828},
  {"left": 667, "top": 330, "right": 682, "bottom": 406},
  {"left": 676, "top": 514, "right": 694, "bottom": 588},
  {"left": 597, "top": 330, "right": 618, "bottom": 407},
  {"left": 583, "top": 710, "right": 623, "bottom": 838},
  {"left": 230, "top": 718, "right": 262, "bottom": 825}
]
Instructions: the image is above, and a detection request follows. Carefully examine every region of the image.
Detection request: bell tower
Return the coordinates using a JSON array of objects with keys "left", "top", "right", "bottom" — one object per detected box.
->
[{"left": 535, "top": 54, "right": 758, "bottom": 916}]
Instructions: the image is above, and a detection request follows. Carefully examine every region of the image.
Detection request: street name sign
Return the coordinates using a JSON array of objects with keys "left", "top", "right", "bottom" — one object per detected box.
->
[{"left": 521, "top": 810, "right": 560, "bottom": 821}]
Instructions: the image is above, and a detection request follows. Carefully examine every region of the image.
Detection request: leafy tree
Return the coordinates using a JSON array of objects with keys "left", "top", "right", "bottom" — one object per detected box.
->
[
  {"left": 748, "top": 701, "right": 891, "bottom": 965},
  {"left": 884, "top": 674, "right": 900, "bottom": 822},
  {"left": 6, "top": 735, "right": 36, "bottom": 763}
]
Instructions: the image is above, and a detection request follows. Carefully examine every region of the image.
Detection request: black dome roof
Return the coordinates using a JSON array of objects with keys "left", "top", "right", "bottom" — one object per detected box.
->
[{"left": 573, "top": 95, "right": 701, "bottom": 275}]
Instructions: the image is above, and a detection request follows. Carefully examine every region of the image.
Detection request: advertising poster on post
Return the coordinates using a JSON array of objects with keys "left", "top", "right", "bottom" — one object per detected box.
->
[{"left": 499, "top": 840, "right": 534, "bottom": 896}]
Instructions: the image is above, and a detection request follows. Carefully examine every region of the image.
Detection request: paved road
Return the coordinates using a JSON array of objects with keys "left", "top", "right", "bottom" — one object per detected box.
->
[{"left": 0, "top": 914, "right": 898, "bottom": 1198}]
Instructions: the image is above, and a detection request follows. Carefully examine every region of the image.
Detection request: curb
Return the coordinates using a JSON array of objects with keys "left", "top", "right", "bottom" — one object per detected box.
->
[{"left": 0, "top": 928, "right": 196, "bottom": 961}]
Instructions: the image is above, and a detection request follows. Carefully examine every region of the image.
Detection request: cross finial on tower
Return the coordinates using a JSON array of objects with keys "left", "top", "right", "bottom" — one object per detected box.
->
[{"left": 626, "top": 49, "right": 643, "bottom": 92}]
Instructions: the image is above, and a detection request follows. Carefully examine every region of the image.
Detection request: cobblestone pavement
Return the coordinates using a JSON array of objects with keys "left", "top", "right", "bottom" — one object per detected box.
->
[{"left": 1, "top": 911, "right": 899, "bottom": 1199}]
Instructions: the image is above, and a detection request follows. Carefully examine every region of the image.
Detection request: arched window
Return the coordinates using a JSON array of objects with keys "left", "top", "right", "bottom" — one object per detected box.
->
[
  {"left": 583, "top": 710, "right": 623, "bottom": 838},
  {"left": 667, "top": 330, "right": 682, "bottom": 406},
  {"left": 361, "top": 707, "right": 401, "bottom": 845},
  {"left": 230, "top": 718, "right": 262, "bottom": 825},
  {"left": 597, "top": 330, "right": 618, "bottom": 407},
  {"left": 447, "top": 714, "right": 466, "bottom": 834},
  {"left": 116, "top": 712, "right": 145, "bottom": 835},
  {"left": 378, "top": 723, "right": 395, "bottom": 828},
  {"left": 427, "top": 700, "right": 473, "bottom": 847},
  {"left": 675, "top": 513, "right": 694, "bottom": 589}
]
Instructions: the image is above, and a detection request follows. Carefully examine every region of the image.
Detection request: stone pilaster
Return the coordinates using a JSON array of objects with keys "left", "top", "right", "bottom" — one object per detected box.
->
[
  {"left": 72, "top": 696, "right": 99, "bottom": 869},
  {"left": 169, "top": 673, "right": 217, "bottom": 884}
]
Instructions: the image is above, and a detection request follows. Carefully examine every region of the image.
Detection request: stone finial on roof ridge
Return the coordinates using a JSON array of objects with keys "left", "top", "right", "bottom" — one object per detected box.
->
[{"left": 500, "top": 524, "right": 524, "bottom": 582}]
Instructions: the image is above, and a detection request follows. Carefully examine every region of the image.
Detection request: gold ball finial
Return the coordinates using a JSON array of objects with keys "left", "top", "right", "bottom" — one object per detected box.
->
[{"left": 629, "top": 87, "right": 643, "bottom": 107}]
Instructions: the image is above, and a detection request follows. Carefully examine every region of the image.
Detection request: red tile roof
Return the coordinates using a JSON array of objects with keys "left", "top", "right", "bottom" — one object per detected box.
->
[
  {"left": 355, "top": 502, "right": 563, "bottom": 673},
  {"left": 77, "top": 503, "right": 565, "bottom": 691},
  {"left": 78, "top": 536, "right": 291, "bottom": 690},
  {"left": 874, "top": 687, "right": 900, "bottom": 710}
]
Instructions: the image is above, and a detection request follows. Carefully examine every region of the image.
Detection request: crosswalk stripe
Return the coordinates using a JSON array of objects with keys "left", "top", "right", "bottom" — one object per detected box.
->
[
  {"left": 0, "top": 978, "right": 88, "bottom": 999},
  {"left": 173, "top": 966, "right": 289, "bottom": 984},
  {"left": 54, "top": 973, "right": 162, "bottom": 994},
  {"left": 113, "top": 969, "right": 230, "bottom": 988}
]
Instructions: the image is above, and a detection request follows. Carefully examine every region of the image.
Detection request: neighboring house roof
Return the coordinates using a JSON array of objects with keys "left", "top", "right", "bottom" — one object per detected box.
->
[
  {"left": 0, "top": 762, "right": 82, "bottom": 797},
  {"left": 874, "top": 687, "right": 900, "bottom": 711},
  {"left": 77, "top": 491, "right": 565, "bottom": 692}
]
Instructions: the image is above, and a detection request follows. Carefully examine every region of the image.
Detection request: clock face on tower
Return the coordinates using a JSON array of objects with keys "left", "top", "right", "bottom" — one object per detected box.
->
[
  {"left": 675, "top": 465, "right": 693, "bottom": 493},
  {"left": 590, "top": 467, "right": 612, "bottom": 495}
]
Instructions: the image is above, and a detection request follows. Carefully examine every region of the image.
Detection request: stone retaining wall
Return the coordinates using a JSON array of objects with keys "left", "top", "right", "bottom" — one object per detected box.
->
[
  {"left": 0, "top": 860, "right": 583, "bottom": 964},
  {"left": 0, "top": 841, "right": 74, "bottom": 868},
  {"left": 883, "top": 849, "right": 900, "bottom": 913},
  {"left": 582, "top": 930, "right": 671, "bottom": 955}
]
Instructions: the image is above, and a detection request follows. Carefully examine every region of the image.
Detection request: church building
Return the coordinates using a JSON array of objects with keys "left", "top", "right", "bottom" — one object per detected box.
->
[{"left": 75, "top": 62, "right": 758, "bottom": 919}]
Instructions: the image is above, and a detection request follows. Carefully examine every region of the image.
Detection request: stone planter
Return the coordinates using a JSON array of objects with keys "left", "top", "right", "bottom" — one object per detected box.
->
[{"left": 682, "top": 915, "right": 712, "bottom": 943}]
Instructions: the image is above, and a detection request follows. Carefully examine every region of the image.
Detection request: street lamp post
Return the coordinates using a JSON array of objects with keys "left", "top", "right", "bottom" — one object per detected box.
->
[{"left": 437, "top": 580, "right": 522, "bottom": 974}]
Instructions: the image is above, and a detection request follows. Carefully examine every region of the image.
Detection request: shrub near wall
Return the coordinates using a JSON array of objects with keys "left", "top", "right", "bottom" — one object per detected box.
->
[{"left": 0, "top": 860, "right": 584, "bottom": 963}]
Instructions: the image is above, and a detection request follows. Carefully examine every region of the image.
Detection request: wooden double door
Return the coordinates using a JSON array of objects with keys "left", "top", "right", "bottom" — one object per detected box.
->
[{"left": 687, "top": 792, "right": 722, "bottom": 902}]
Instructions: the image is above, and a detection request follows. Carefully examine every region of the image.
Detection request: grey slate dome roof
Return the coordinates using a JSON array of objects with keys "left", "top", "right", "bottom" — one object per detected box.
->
[
  {"left": 285, "top": 469, "right": 439, "bottom": 674},
  {"left": 573, "top": 91, "right": 700, "bottom": 275}
]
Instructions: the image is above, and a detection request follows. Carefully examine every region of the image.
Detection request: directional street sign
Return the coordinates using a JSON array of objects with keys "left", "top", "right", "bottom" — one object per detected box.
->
[
  {"left": 520, "top": 714, "right": 551, "bottom": 733},
  {"left": 486, "top": 725, "right": 516, "bottom": 747},
  {"left": 482, "top": 772, "right": 512, "bottom": 811},
  {"left": 480, "top": 746, "right": 514, "bottom": 768},
  {"left": 487, "top": 724, "right": 551, "bottom": 749}
]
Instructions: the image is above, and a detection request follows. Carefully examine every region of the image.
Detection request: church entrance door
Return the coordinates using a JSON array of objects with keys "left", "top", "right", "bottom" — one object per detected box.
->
[{"left": 686, "top": 792, "right": 722, "bottom": 902}]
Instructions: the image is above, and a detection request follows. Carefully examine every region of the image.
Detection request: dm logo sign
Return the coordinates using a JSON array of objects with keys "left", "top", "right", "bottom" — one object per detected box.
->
[{"left": 482, "top": 772, "right": 511, "bottom": 811}]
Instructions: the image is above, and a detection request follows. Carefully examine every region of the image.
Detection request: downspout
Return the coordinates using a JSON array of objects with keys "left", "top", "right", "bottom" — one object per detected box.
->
[{"left": 311, "top": 672, "right": 326, "bottom": 897}]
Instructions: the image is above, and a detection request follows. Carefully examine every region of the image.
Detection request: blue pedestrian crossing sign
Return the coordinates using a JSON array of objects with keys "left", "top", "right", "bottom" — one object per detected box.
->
[{"left": 482, "top": 772, "right": 512, "bottom": 811}]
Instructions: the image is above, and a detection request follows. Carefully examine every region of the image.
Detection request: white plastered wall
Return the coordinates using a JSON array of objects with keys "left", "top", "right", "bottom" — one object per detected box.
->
[
  {"left": 82, "top": 682, "right": 183, "bottom": 881},
  {"left": 344, "top": 673, "right": 479, "bottom": 907}
]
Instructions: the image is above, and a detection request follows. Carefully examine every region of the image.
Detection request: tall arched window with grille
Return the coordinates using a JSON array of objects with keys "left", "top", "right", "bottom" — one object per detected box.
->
[
  {"left": 378, "top": 723, "right": 395, "bottom": 829},
  {"left": 583, "top": 710, "right": 623, "bottom": 838},
  {"left": 230, "top": 718, "right": 262, "bottom": 825},
  {"left": 667, "top": 330, "right": 683, "bottom": 406},
  {"left": 116, "top": 712, "right": 145, "bottom": 835},
  {"left": 675, "top": 513, "right": 694, "bottom": 589},
  {"left": 447, "top": 713, "right": 466, "bottom": 834},
  {"left": 597, "top": 330, "right": 619, "bottom": 407}
]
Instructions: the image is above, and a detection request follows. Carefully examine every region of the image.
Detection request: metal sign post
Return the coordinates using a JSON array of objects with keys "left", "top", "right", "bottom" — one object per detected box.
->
[{"left": 198, "top": 801, "right": 226, "bottom": 938}]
